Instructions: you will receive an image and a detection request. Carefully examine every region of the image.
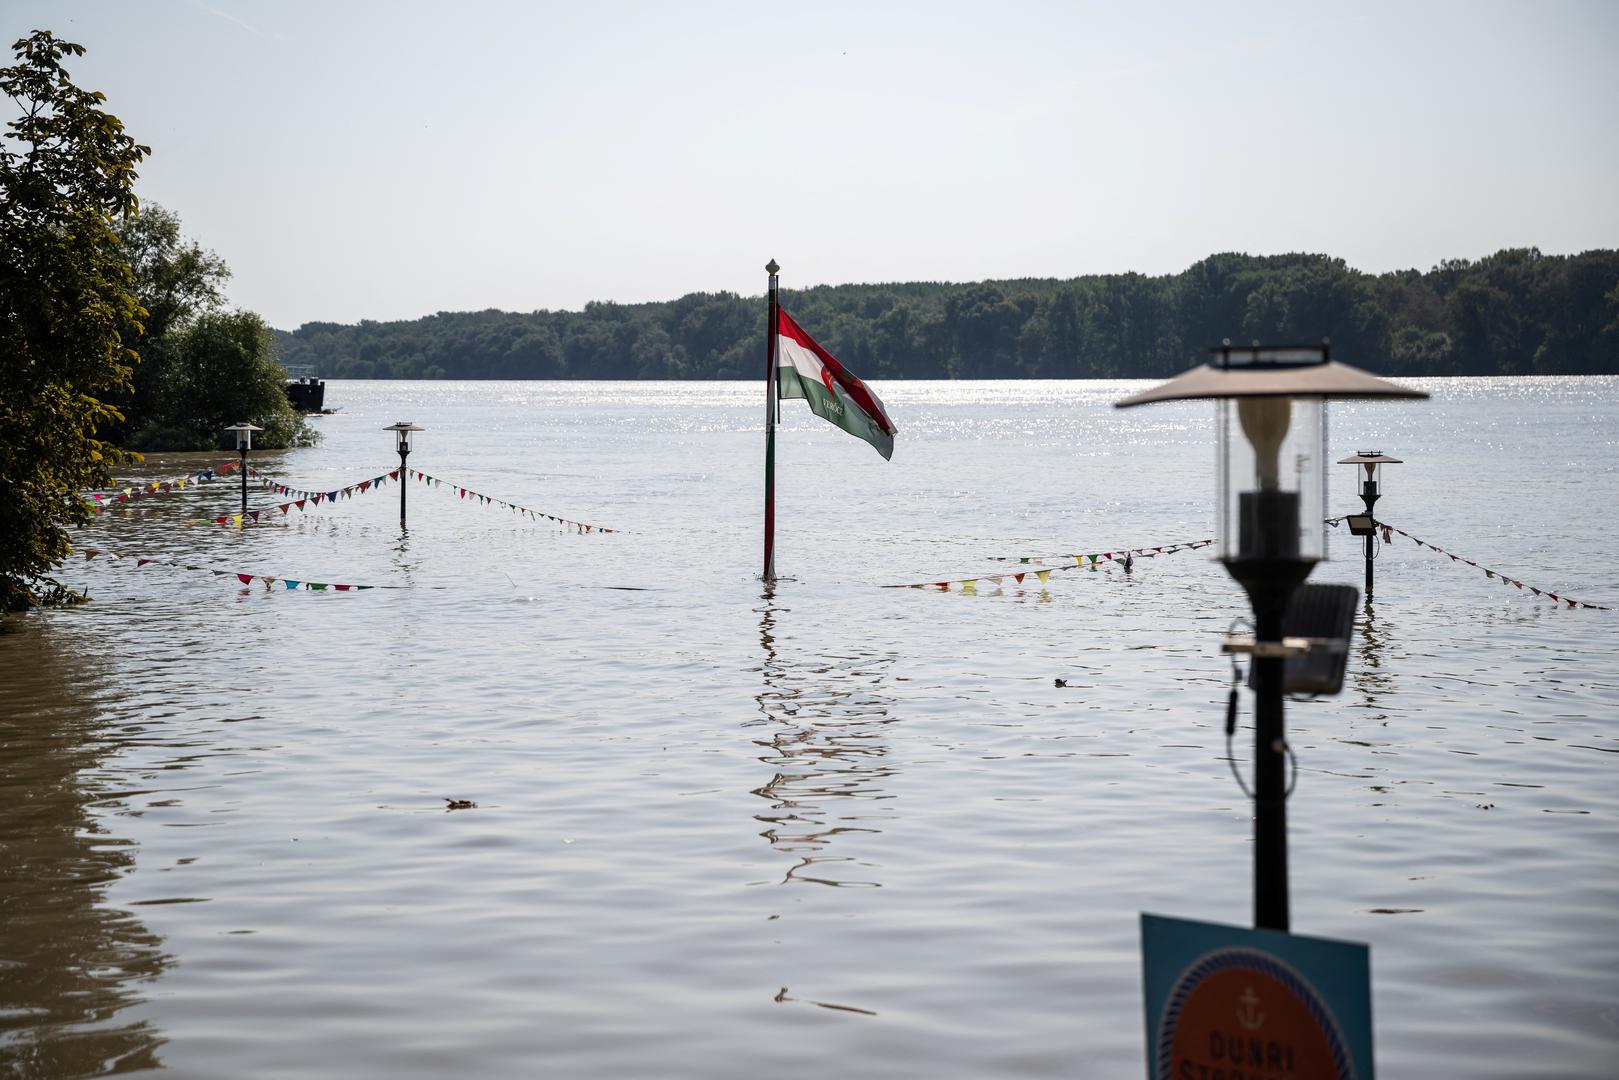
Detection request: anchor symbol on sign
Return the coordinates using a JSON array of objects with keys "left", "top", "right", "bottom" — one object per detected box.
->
[{"left": 1237, "top": 986, "right": 1265, "bottom": 1031}]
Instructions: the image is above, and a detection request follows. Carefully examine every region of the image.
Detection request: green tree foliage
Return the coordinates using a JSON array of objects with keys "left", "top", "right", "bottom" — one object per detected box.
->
[
  {"left": 129, "top": 310, "right": 314, "bottom": 451},
  {"left": 109, "top": 202, "right": 227, "bottom": 441},
  {"left": 111, "top": 203, "right": 314, "bottom": 451},
  {"left": 276, "top": 251, "right": 1619, "bottom": 382},
  {"left": 0, "top": 31, "right": 147, "bottom": 611}
]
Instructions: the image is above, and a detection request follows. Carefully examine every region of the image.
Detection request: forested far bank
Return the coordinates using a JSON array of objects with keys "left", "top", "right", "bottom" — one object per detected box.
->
[{"left": 275, "top": 249, "right": 1619, "bottom": 381}]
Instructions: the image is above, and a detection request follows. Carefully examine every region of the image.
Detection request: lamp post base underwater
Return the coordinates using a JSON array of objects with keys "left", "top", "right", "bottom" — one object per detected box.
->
[
  {"left": 1339, "top": 452, "right": 1401, "bottom": 605},
  {"left": 222, "top": 423, "right": 262, "bottom": 517},
  {"left": 384, "top": 422, "right": 425, "bottom": 528}
]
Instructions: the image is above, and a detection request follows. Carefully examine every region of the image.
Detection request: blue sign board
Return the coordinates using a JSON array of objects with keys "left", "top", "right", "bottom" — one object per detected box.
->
[{"left": 1141, "top": 913, "right": 1373, "bottom": 1079}]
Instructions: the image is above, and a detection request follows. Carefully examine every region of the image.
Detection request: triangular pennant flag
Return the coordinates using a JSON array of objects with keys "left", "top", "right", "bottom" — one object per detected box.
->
[
  {"left": 296, "top": 499, "right": 307, "bottom": 509},
  {"left": 137, "top": 558, "right": 152, "bottom": 567},
  {"left": 390, "top": 469, "right": 400, "bottom": 480},
  {"left": 989, "top": 575, "right": 1003, "bottom": 585},
  {"left": 284, "top": 580, "right": 301, "bottom": 590},
  {"left": 309, "top": 582, "right": 329, "bottom": 591},
  {"left": 359, "top": 481, "right": 371, "bottom": 492},
  {"left": 1014, "top": 572, "right": 1025, "bottom": 584},
  {"left": 335, "top": 584, "right": 352, "bottom": 592},
  {"left": 237, "top": 573, "right": 254, "bottom": 584},
  {"left": 1037, "top": 569, "right": 1051, "bottom": 584},
  {"left": 249, "top": 510, "right": 261, "bottom": 522},
  {"left": 935, "top": 582, "right": 949, "bottom": 591}
]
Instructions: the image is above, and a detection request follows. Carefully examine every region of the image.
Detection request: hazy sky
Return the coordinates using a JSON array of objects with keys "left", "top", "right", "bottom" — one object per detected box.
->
[{"left": 6, "top": 1, "right": 1616, "bottom": 329}]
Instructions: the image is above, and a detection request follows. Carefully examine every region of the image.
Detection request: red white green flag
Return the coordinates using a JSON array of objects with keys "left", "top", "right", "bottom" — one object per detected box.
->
[{"left": 776, "top": 308, "right": 896, "bottom": 460}]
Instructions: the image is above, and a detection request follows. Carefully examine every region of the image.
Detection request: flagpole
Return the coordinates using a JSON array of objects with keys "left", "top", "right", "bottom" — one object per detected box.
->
[{"left": 763, "top": 258, "right": 779, "bottom": 581}]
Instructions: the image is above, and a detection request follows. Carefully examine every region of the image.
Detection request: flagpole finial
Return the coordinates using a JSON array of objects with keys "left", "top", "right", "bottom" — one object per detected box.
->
[{"left": 765, "top": 258, "right": 779, "bottom": 276}]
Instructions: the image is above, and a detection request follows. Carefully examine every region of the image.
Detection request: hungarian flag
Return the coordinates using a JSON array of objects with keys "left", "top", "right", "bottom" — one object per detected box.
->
[{"left": 776, "top": 308, "right": 896, "bottom": 460}]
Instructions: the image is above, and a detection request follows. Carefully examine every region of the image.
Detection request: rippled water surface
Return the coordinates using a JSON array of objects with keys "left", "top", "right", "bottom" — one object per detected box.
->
[{"left": 3, "top": 378, "right": 1616, "bottom": 1078}]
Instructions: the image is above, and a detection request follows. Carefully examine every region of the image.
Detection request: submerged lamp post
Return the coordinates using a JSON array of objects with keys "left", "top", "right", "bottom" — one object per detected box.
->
[
  {"left": 223, "top": 423, "right": 262, "bottom": 514},
  {"left": 1116, "top": 343, "right": 1425, "bottom": 931},
  {"left": 1338, "top": 451, "right": 1401, "bottom": 603},
  {"left": 384, "top": 422, "right": 424, "bottom": 526}
]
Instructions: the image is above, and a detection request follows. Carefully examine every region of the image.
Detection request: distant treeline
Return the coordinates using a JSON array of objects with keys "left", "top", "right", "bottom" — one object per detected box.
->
[{"left": 274, "top": 249, "right": 1619, "bottom": 380}]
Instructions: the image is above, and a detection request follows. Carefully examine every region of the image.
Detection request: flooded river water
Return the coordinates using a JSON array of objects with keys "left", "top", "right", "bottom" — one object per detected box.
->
[{"left": 3, "top": 377, "right": 1615, "bottom": 1078}]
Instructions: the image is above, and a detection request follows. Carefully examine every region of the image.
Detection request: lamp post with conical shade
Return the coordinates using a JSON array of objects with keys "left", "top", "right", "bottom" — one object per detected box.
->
[
  {"left": 384, "top": 422, "right": 424, "bottom": 527},
  {"left": 1338, "top": 451, "right": 1401, "bottom": 603},
  {"left": 222, "top": 423, "right": 262, "bottom": 515},
  {"left": 1116, "top": 342, "right": 1426, "bottom": 931}
]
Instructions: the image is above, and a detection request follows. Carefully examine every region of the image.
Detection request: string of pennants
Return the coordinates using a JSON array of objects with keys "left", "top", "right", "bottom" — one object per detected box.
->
[
  {"left": 887, "top": 538, "right": 1216, "bottom": 591},
  {"left": 405, "top": 469, "right": 617, "bottom": 533},
  {"left": 1335, "top": 518, "right": 1611, "bottom": 610},
  {"left": 198, "top": 467, "right": 406, "bottom": 527},
  {"left": 73, "top": 545, "right": 385, "bottom": 592},
  {"left": 84, "top": 463, "right": 238, "bottom": 514},
  {"left": 242, "top": 464, "right": 618, "bottom": 534}
]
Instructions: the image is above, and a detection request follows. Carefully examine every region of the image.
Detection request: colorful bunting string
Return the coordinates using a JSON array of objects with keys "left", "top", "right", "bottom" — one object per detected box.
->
[
  {"left": 73, "top": 545, "right": 385, "bottom": 592},
  {"left": 240, "top": 464, "right": 618, "bottom": 534},
  {"left": 83, "top": 463, "right": 239, "bottom": 515},
  {"left": 247, "top": 464, "right": 399, "bottom": 504},
  {"left": 1336, "top": 519, "right": 1612, "bottom": 611},
  {"left": 889, "top": 538, "right": 1215, "bottom": 591},
  {"left": 187, "top": 467, "right": 405, "bottom": 528},
  {"left": 407, "top": 469, "right": 618, "bottom": 534}
]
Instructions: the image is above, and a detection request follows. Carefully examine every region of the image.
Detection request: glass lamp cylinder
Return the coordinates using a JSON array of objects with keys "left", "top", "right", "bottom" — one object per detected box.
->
[
  {"left": 1217, "top": 395, "right": 1325, "bottom": 562},
  {"left": 1361, "top": 460, "right": 1381, "bottom": 501}
]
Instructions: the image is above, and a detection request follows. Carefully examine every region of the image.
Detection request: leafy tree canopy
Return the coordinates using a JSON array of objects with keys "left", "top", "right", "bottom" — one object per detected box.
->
[
  {"left": 112, "top": 204, "right": 315, "bottom": 452},
  {"left": 277, "top": 250, "right": 1619, "bottom": 382},
  {"left": 0, "top": 30, "right": 147, "bottom": 611}
]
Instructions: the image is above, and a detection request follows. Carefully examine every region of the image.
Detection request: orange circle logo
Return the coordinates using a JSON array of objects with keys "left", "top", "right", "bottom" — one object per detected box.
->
[{"left": 1156, "top": 948, "right": 1353, "bottom": 1079}]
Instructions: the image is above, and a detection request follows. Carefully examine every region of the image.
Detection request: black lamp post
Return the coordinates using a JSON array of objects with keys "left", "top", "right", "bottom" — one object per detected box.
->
[
  {"left": 383, "top": 422, "right": 424, "bottom": 527},
  {"left": 223, "top": 423, "right": 262, "bottom": 515},
  {"left": 1116, "top": 343, "right": 1425, "bottom": 931},
  {"left": 1338, "top": 452, "right": 1400, "bottom": 603}
]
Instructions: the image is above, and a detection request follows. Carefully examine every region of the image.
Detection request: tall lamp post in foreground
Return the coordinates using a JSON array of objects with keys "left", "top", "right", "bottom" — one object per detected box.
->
[
  {"left": 1116, "top": 343, "right": 1424, "bottom": 931},
  {"left": 223, "top": 423, "right": 262, "bottom": 515},
  {"left": 384, "top": 422, "right": 424, "bottom": 527},
  {"left": 1339, "top": 452, "right": 1400, "bottom": 603}
]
